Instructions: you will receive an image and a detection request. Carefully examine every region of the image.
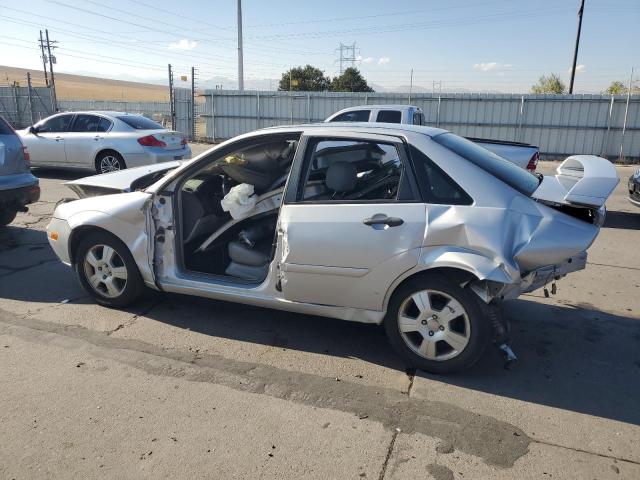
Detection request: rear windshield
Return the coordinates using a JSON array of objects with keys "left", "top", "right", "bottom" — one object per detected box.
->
[
  {"left": 117, "top": 115, "right": 164, "bottom": 130},
  {"left": 0, "top": 116, "right": 15, "bottom": 135},
  {"left": 432, "top": 132, "right": 540, "bottom": 196}
]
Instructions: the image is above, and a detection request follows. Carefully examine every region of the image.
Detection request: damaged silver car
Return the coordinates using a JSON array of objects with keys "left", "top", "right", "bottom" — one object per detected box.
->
[{"left": 46, "top": 124, "right": 618, "bottom": 373}]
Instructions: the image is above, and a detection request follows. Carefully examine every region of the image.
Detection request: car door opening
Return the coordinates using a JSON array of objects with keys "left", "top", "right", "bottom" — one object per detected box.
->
[{"left": 178, "top": 135, "right": 300, "bottom": 282}]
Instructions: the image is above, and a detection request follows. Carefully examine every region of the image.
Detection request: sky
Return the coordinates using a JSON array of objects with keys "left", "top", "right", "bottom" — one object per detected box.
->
[{"left": 0, "top": 0, "right": 638, "bottom": 93}]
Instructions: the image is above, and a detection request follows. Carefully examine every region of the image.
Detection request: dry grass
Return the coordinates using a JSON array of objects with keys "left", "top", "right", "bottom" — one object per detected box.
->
[{"left": 0, "top": 65, "right": 170, "bottom": 101}]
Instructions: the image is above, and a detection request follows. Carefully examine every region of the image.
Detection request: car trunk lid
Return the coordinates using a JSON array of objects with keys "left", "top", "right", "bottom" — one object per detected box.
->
[
  {"left": 137, "top": 129, "right": 185, "bottom": 151},
  {"left": 532, "top": 155, "right": 619, "bottom": 209}
]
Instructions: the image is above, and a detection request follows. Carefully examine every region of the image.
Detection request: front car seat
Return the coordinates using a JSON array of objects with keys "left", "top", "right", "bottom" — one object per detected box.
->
[{"left": 224, "top": 217, "right": 276, "bottom": 281}]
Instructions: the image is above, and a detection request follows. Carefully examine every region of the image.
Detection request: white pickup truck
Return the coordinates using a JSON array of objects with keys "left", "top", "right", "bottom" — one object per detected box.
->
[{"left": 325, "top": 105, "right": 540, "bottom": 171}]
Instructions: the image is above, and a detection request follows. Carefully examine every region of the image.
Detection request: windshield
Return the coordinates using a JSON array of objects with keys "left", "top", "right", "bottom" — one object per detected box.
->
[
  {"left": 117, "top": 115, "right": 164, "bottom": 130},
  {"left": 432, "top": 132, "right": 540, "bottom": 196}
]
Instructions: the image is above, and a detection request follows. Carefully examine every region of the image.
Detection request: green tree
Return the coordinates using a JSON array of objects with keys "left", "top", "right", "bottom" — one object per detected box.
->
[
  {"left": 531, "top": 74, "right": 566, "bottom": 94},
  {"left": 604, "top": 81, "right": 627, "bottom": 95},
  {"left": 330, "top": 67, "right": 374, "bottom": 92},
  {"left": 278, "top": 65, "right": 330, "bottom": 91}
]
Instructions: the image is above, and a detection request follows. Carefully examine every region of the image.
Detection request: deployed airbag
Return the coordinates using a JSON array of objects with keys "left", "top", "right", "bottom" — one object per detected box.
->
[{"left": 220, "top": 183, "right": 257, "bottom": 219}]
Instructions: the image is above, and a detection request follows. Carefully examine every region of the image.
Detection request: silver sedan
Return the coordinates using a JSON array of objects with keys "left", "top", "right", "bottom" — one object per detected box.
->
[
  {"left": 18, "top": 111, "right": 191, "bottom": 174},
  {"left": 46, "top": 123, "right": 618, "bottom": 373}
]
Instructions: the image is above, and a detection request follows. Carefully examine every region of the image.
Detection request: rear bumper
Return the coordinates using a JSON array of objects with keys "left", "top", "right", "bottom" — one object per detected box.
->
[
  {"left": 519, "top": 251, "right": 588, "bottom": 295},
  {"left": 123, "top": 146, "right": 192, "bottom": 168},
  {"left": 0, "top": 174, "right": 40, "bottom": 208}
]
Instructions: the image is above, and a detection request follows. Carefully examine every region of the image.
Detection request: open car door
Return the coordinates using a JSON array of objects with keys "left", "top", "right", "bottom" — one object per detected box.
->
[{"left": 277, "top": 131, "right": 426, "bottom": 311}]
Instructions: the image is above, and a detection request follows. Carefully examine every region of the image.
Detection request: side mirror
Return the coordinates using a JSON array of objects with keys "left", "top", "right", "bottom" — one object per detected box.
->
[{"left": 29, "top": 126, "right": 38, "bottom": 134}]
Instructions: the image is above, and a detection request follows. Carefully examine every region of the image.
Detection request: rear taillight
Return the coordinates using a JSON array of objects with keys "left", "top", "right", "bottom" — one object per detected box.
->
[
  {"left": 137, "top": 135, "right": 166, "bottom": 147},
  {"left": 22, "top": 146, "right": 30, "bottom": 166},
  {"left": 526, "top": 151, "right": 539, "bottom": 172},
  {"left": 181, "top": 136, "right": 187, "bottom": 146}
]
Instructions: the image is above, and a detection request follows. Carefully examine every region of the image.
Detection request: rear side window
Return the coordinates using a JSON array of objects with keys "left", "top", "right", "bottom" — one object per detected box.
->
[
  {"left": 0, "top": 116, "right": 14, "bottom": 135},
  {"left": 433, "top": 132, "right": 540, "bottom": 196},
  {"left": 70, "top": 114, "right": 101, "bottom": 132},
  {"left": 96, "top": 117, "right": 112, "bottom": 132},
  {"left": 330, "top": 110, "right": 370, "bottom": 122},
  {"left": 117, "top": 115, "right": 163, "bottom": 130},
  {"left": 409, "top": 145, "right": 472, "bottom": 205},
  {"left": 299, "top": 138, "right": 411, "bottom": 202},
  {"left": 376, "top": 110, "right": 402, "bottom": 123}
]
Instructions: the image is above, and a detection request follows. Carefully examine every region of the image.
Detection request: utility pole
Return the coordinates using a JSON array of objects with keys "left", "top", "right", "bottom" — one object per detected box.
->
[
  {"left": 619, "top": 67, "right": 634, "bottom": 163},
  {"left": 44, "top": 29, "right": 58, "bottom": 110},
  {"left": 26, "top": 72, "right": 35, "bottom": 125},
  {"left": 408, "top": 68, "right": 414, "bottom": 103},
  {"left": 569, "top": 0, "right": 585, "bottom": 94},
  {"left": 191, "top": 66, "right": 196, "bottom": 140},
  {"left": 38, "top": 30, "right": 49, "bottom": 87},
  {"left": 237, "top": 0, "right": 244, "bottom": 91},
  {"left": 168, "top": 64, "right": 175, "bottom": 130}
]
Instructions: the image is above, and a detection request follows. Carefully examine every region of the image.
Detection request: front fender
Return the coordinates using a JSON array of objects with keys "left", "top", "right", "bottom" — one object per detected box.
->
[{"left": 64, "top": 202, "right": 155, "bottom": 286}]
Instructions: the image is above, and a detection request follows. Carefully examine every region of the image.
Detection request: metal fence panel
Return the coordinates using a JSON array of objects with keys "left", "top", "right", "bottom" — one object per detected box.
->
[
  {"left": 202, "top": 90, "right": 639, "bottom": 160},
  {"left": 0, "top": 86, "right": 53, "bottom": 128}
]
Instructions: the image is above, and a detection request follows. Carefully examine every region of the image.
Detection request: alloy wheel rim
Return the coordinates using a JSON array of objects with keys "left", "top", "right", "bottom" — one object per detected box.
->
[
  {"left": 83, "top": 244, "right": 128, "bottom": 298},
  {"left": 100, "top": 156, "right": 121, "bottom": 173},
  {"left": 397, "top": 289, "right": 471, "bottom": 361}
]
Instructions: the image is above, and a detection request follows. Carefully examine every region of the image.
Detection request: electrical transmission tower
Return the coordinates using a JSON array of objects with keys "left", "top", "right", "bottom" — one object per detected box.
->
[{"left": 337, "top": 43, "right": 357, "bottom": 74}]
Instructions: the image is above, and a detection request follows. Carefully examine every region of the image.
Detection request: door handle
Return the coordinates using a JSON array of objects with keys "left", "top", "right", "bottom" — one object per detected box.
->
[
  {"left": 363, "top": 215, "right": 404, "bottom": 227},
  {"left": 54, "top": 136, "right": 62, "bottom": 141},
  {"left": 94, "top": 136, "right": 102, "bottom": 141}
]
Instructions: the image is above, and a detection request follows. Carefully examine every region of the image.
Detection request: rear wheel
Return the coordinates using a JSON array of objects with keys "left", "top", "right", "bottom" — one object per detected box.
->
[
  {"left": 0, "top": 209, "right": 18, "bottom": 226},
  {"left": 384, "top": 273, "right": 491, "bottom": 374},
  {"left": 75, "top": 232, "right": 144, "bottom": 307},
  {"left": 95, "top": 151, "right": 126, "bottom": 174}
]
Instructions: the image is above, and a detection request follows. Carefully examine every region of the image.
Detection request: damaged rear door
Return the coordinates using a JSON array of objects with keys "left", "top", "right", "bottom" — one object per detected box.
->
[{"left": 277, "top": 132, "right": 426, "bottom": 311}]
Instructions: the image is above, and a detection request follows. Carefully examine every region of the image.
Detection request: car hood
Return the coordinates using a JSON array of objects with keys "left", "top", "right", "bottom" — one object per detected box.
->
[{"left": 65, "top": 161, "right": 184, "bottom": 198}]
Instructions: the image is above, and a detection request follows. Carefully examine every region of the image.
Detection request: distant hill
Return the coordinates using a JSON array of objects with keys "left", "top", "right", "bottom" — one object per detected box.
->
[{"left": 0, "top": 65, "right": 170, "bottom": 101}]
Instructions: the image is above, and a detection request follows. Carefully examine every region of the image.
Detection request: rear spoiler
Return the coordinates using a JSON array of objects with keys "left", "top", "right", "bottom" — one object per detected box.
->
[{"left": 532, "top": 155, "right": 619, "bottom": 208}]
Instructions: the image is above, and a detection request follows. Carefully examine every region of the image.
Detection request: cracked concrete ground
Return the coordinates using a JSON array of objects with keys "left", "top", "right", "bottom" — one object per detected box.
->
[{"left": 0, "top": 152, "right": 639, "bottom": 479}]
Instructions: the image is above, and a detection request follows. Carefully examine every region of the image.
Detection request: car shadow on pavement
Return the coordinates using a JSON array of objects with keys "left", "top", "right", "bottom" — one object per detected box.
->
[
  {"left": 603, "top": 210, "right": 640, "bottom": 230},
  {"left": 147, "top": 293, "right": 640, "bottom": 426},
  {"left": 423, "top": 297, "right": 640, "bottom": 426}
]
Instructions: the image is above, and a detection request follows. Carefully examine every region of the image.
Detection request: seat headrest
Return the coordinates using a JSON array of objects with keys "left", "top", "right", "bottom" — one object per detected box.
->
[{"left": 325, "top": 161, "right": 357, "bottom": 193}]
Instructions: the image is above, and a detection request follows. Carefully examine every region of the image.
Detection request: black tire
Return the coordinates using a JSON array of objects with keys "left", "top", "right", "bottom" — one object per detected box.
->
[
  {"left": 0, "top": 209, "right": 18, "bottom": 226},
  {"left": 95, "top": 151, "right": 126, "bottom": 174},
  {"left": 74, "top": 231, "right": 144, "bottom": 307},
  {"left": 384, "top": 273, "right": 491, "bottom": 374}
]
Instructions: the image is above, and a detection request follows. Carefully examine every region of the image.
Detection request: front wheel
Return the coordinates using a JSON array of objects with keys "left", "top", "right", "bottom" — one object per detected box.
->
[
  {"left": 75, "top": 232, "right": 144, "bottom": 307},
  {"left": 384, "top": 273, "right": 491, "bottom": 374},
  {"left": 95, "top": 151, "right": 126, "bottom": 174}
]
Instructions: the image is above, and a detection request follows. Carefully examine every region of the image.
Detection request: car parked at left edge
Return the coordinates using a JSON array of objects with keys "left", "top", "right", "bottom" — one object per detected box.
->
[
  {"left": 629, "top": 167, "right": 640, "bottom": 208},
  {"left": 18, "top": 111, "right": 191, "bottom": 174},
  {"left": 0, "top": 115, "right": 39, "bottom": 227}
]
